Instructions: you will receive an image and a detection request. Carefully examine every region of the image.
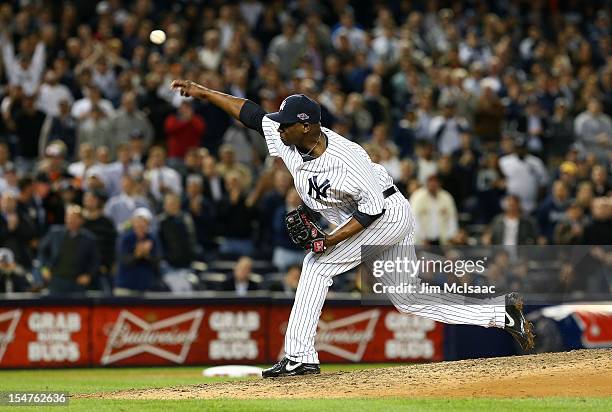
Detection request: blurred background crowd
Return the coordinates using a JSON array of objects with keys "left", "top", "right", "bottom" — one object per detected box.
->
[{"left": 0, "top": 0, "right": 610, "bottom": 297}]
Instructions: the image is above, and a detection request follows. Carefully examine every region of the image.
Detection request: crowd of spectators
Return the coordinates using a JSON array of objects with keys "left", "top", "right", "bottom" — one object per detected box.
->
[{"left": 0, "top": 0, "right": 610, "bottom": 296}]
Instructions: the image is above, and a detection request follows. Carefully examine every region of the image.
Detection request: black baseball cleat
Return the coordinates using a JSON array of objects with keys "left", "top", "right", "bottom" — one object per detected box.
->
[
  {"left": 505, "top": 292, "right": 535, "bottom": 351},
  {"left": 261, "top": 357, "right": 321, "bottom": 378}
]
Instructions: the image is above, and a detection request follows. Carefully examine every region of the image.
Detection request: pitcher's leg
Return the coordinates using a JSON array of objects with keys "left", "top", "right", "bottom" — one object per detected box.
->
[
  {"left": 283, "top": 253, "right": 333, "bottom": 364},
  {"left": 377, "top": 238, "right": 506, "bottom": 328},
  {"left": 388, "top": 287, "right": 507, "bottom": 327}
]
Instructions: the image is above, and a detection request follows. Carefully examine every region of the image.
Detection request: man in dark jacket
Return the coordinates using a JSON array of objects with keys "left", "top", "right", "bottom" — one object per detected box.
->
[
  {"left": 537, "top": 181, "right": 570, "bottom": 243},
  {"left": 582, "top": 197, "right": 612, "bottom": 245},
  {"left": 38, "top": 205, "right": 99, "bottom": 295},
  {"left": 222, "top": 256, "right": 259, "bottom": 296},
  {"left": 0, "top": 191, "right": 36, "bottom": 269},
  {"left": 484, "top": 195, "right": 540, "bottom": 245},
  {"left": 82, "top": 190, "right": 117, "bottom": 292},
  {"left": 158, "top": 193, "right": 198, "bottom": 270}
]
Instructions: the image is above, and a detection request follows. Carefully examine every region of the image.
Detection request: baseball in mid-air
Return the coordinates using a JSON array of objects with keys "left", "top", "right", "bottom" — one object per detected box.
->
[{"left": 149, "top": 29, "right": 166, "bottom": 44}]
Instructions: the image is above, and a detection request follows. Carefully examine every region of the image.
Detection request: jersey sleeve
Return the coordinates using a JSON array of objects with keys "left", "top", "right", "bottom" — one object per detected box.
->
[
  {"left": 239, "top": 100, "right": 265, "bottom": 136},
  {"left": 344, "top": 147, "right": 386, "bottom": 216},
  {"left": 261, "top": 115, "right": 282, "bottom": 157}
]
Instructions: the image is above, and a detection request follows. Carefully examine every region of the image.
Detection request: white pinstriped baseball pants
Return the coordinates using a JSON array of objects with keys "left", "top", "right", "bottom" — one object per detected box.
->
[{"left": 284, "top": 194, "right": 506, "bottom": 364}]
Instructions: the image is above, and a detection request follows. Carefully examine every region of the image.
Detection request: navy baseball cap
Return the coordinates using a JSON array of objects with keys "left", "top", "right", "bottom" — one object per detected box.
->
[{"left": 268, "top": 94, "right": 321, "bottom": 124}]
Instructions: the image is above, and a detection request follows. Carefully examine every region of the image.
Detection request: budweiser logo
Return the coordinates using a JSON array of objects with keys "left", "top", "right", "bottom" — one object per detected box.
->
[
  {"left": 315, "top": 309, "right": 380, "bottom": 362},
  {"left": 0, "top": 309, "right": 22, "bottom": 362},
  {"left": 317, "top": 329, "right": 375, "bottom": 344},
  {"left": 101, "top": 309, "right": 204, "bottom": 365},
  {"left": 108, "top": 325, "right": 197, "bottom": 348}
]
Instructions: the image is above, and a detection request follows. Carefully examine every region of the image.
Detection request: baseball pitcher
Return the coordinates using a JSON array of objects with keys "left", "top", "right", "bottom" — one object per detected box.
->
[{"left": 170, "top": 80, "right": 535, "bottom": 377}]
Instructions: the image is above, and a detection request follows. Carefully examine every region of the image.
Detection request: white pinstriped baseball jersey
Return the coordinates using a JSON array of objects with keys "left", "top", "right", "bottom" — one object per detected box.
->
[{"left": 262, "top": 116, "right": 392, "bottom": 226}]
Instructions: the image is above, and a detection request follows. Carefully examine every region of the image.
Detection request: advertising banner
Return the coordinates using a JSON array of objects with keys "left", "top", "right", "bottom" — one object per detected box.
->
[
  {"left": 268, "top": 306, "right": 444, "bottom": 363},
  {"left": 91, "top": 305, "right": 267, "bottom": 366},
  {"left": 0, "top": 302, "right": 443, "bottom": 368},
  {"left": 0, "top": 307, "right": 90, "bottom": 367}
]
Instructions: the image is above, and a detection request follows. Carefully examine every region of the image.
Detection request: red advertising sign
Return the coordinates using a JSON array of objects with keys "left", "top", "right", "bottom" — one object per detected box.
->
[
  {"left": 0, "top": 307, "right": 90, "bottom": 367},
  {"left": 91, "top": 305, "right": 267, "bottom": 366},
  {"left": 0, "top": 303, "right": 443, "bottom": 368},
  {"left": 572, "top": 311, "right": 612, "bottom": 347},
  {"left": 268, "top": 306, "right": 444, "bottom": 363}
]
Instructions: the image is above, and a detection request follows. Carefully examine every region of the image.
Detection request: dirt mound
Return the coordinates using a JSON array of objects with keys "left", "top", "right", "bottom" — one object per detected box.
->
[{"left": 87, "top": 349, "right": 612, "bottom": 399}]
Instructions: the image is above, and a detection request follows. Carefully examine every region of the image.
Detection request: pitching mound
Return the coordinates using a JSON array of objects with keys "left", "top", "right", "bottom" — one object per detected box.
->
[{"left": 87, "top": 349, "right": 612, "bottom": 399}]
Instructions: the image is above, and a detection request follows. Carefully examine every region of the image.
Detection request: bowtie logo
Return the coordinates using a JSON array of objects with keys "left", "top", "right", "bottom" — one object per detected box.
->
[
  {"left": 100, "top": 309, "right": 204, "bottom": 365},
  {"left": 0, "top": 309, "right": 21, "bottom": 362},
  {"left": 308, "top": 175, "right": 331, "bottom": 200}
]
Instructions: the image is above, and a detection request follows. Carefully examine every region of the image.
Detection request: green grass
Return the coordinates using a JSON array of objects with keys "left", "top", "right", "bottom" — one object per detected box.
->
[
  {"left": 0, "top": 366, "right": 609, "bottom": 412},
  {"left": 3, "top": 398, "right": 611, "bottom": 412}
]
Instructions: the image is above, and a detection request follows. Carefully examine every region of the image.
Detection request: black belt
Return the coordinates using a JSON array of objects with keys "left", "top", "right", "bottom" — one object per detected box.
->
[{"left": 383, "top": 185, "right": 398, "bottom": 198}]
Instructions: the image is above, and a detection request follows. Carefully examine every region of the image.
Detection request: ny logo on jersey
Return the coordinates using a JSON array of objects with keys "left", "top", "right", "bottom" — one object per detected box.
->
[{"left": 308, "top": 175, "right": 331, "bottom": 200}]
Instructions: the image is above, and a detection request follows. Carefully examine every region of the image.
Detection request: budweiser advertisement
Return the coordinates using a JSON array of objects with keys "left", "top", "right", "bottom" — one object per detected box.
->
[
  {"left": 268, "top": 306, "right": 444, "bottom": 362},
  {"left": 92, "top": 305, "right": 267, "bottom": 366},
  {"left": 0, "top": 302, "right": 443, "bottom": 368},
  {"left": 0, "top": 307, "right": 90, "bottom": 367}
]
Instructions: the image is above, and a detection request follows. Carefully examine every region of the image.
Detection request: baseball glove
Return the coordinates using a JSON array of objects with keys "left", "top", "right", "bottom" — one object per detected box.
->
[{"left": 285, "top": 205, "right": 327, "bottom": 253}]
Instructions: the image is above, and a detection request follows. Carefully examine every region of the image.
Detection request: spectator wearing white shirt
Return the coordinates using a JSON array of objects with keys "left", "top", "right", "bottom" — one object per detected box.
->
[
  {"left": 0, "top": 31, "right": 46, "bottom": 96},
  {"left": 36, "top": 70, "right": 74, "bottom": 116},
  {"left": 68, "top": 143, "right": 97, "bottom": 181},
  {"left": 415, "top": 141, "right": 438, "bottom": 184},
  {"left": 71, "top": 87, "right": 115, "bottom": 120},
  {"left": 409, "top": 174, "right": 458, "bottom": 245},
  {"left": 499, "top": 137, "right": 549, "bottom": 214},
  {"left": 144, "top": 146, "right": 182, "bottom": 204},
  {"left": 0, "top": 163, "right": 18, "bottom": 195},
  {"left": 197, "top": 29, "right": 223, "bottom": 72}
]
